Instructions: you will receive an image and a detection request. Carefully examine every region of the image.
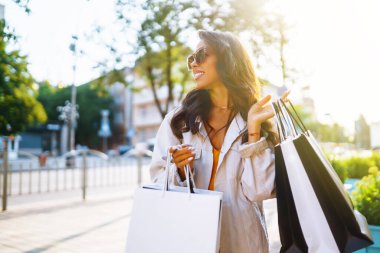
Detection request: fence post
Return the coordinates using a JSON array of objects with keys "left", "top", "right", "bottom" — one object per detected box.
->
[
  {"left": 2, "top": 138, "right": 8, "bottom": 211},
  {"left": 82, "top": 151, "right": 88, "bottom": 201},
  {"left": 137, "top": 154, "right": 142, "bottom": 187}
]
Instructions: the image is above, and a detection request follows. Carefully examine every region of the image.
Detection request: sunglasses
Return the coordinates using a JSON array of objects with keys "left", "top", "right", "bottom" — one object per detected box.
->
[{"left": 187, "top": 47, "right": 208, "bottom": 70}]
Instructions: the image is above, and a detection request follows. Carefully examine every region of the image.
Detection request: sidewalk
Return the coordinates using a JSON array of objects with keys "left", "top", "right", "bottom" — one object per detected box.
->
[{"left": 0, "top": 186, "right": 280, "bottom": 253}]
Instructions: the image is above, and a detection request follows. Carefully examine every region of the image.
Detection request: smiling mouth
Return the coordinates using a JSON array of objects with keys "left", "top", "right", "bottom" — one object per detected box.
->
[{"left": 193, "top": 71, "right": 205, "bottom": 80}]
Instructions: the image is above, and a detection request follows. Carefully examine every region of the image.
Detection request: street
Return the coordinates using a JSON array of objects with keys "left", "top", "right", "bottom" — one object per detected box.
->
[
  {"left": 0, "top": 182, "right": 281, "bottom": 253},
  {"left": 1, "top": 156, "right": 281, "bottom": 253}
]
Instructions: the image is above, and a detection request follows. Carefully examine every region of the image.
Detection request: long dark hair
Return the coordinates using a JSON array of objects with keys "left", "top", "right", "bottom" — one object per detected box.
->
[{"left": 170, "top": 30, "right": 278, "bottom": 145}]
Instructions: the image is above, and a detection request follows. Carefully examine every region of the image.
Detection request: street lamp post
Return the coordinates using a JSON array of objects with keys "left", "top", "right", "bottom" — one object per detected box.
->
[
  {"left": 69, "top": 35, "right": 78, "bottom": 151},
  {"left": 57, "top": 101, "right": 78, "bottom": 167},
  {"left": 125, "top": 74, "right": 134, "bottom": 146}
]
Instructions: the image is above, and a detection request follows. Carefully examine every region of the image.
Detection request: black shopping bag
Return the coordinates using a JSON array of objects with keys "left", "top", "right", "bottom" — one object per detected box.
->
[
  {"left": 275, "top": 144, "right": 308, "bottom": 253},
  {"left": 273, "top": 100, "right": 373, "bottom": 253},
  {"left": 294, "top": 132, "right": 373, "bottom": 252}
]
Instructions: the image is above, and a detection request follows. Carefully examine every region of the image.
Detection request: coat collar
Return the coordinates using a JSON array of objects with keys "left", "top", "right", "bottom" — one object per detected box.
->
[
  {"left": 223, "top": 113, "right": 246, "bottom": 150},
  {"left": 196, "top": 112, "right": 247, "bottom": 151}
]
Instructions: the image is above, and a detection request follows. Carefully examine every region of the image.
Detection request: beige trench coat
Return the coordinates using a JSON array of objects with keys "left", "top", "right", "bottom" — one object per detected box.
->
[{"left": 150, "top": 108, "right": 276, "bottom": 253}]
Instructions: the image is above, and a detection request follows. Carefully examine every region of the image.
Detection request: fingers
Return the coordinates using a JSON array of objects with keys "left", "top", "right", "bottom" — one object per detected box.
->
[
  {"left": 257, "top": 91, "right": 290, "bottom": 108},
  {"left": 255, "top": 104, "right": 275, "bottom": 121},
  {"left": 169, "top": 144, "right": 192, "bottom": 153},
  {"left": 169, "top": 144, "right": 195, "bottom": 169},
  {"left": 281, "top": 90, "right": 291, "bottom": 102},
  {"left": 176, "top": 156, "right": 194, "bottom": 168},
  {"left": 263, "top": 104, "right": 275, "bottom": 118},
  {"left": 172, "top": 151, "right": 195, "bottom": 164},
  {"left": 171, "top": 146, "right": 194, "bottom": 157},
  {"left": 257, "top": 94, "right": 272, "bottom": 107}
]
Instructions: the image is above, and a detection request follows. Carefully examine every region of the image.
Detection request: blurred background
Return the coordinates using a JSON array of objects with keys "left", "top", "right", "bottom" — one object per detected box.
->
[{"left": 0, "top": 0, "right": 379, "bottom": 252}]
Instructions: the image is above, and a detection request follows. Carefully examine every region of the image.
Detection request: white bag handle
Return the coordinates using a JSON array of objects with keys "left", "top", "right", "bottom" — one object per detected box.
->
[
  {"left": 162, "top": 148, "right": 196, "bottom": 196},
  {"left": 272, "top": 99, "right": 298, "bottom": 140},
  {"left": 162, "top": 149, "right": 171, "bottom": 193}
]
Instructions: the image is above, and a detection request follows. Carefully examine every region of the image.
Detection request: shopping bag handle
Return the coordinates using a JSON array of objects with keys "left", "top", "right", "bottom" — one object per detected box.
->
[
  {"left": 272, "top": 100, "right": 297, "bottom": 140},
  {"left": 272, "top": 101, "right": 287, "bottom": 142},
  {"left": 184, "top": 164, "right": 196, "bottom": 194},
  {"left": 163, "top": 149, "right": 196, "bottom": 195},
  {"left": 279, "top": 99, "right": 308, "bottom": 135},
  {"left": 163, "top": 149, "right": 171, "bottom": 192},
  {"left": 278, "top": 99, "right": 298, "bottom": 137},
  {"left": 273, "top": 98, "right": 309, "bottom": 140}
]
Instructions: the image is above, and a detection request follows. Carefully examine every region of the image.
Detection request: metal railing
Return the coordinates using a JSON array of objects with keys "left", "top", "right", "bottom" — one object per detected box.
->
[{"left": 0, "top": 138, "right": 152, "bottom": 211}]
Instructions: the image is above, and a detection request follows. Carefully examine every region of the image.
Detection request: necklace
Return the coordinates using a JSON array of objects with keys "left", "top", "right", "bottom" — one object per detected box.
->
[
  {"left": 205, "top": 110, "right": 235, "bottom": 148},
  {"left": 212, "top": 104, "right": 232, "bottom": 110}
]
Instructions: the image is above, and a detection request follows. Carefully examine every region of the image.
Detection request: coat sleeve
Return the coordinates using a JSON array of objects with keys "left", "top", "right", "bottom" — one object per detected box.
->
[
  {"left": 238, "top": 137, "right": 276, "bottom": 202},
  {"left": 150, "top": 113, "right": 187, "bottom": 186}
]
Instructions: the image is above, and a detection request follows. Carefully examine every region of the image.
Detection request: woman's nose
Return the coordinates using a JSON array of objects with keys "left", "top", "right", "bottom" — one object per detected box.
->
[{"left": 190, "top": 59, "right": 199, "bottom": 69}]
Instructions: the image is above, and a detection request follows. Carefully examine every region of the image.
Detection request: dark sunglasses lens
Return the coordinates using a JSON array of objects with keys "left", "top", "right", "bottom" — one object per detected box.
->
[
  {"left": 195, "top": 48, "right": 206, "bottom": 64},
  {"left": 187, "top": 48, "right": 206, "bottom": 69},
  {"left": 187, "top": 55, "right": 194, "bottom": 69}
]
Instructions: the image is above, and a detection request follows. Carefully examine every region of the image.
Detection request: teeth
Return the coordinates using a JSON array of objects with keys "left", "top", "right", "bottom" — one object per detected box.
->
[{"left": 193, "top": 72, "right": 204, "bottom": 79}]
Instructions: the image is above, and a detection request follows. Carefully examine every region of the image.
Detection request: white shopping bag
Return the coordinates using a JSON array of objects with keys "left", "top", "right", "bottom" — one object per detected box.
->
[
  {"left": 273, "top": 99, "right": 373, "bottom": 253},
  {"left": 125, "top": 154, "right": 223, "bottom": 253},
  {"left": 281, "top": 139, "right": 340, "bottom": 253}
]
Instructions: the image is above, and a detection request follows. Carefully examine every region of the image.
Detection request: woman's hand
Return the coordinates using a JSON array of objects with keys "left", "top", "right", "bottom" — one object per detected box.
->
[
  {"left": 169, "top": 144, "right": 195, "bottom": 181},
  {"left": 247, "top": 91, "right": 290, "bottom": 142}
]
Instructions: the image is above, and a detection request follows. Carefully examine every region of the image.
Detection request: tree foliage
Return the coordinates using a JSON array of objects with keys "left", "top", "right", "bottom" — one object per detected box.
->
[
  {"left": 12, "top": 0, "right": 32, "bottom": 14},
  {"left": 90, "top": 0, "right": 291, "bottom": 118},
  {"left": 293, "top": 104, "right": 350, "bottom": 143},
  {"left": 352, "top": 166, "right": 380, "bottom": 225},
  {"left": 0, "top": 20, "right": 46, "bottom": 135},
  {"left": 37, "top": 81, "right": 114, "bottom": 149}
]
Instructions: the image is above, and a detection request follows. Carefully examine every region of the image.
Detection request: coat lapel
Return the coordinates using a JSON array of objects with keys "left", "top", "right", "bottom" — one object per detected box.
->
[{"left": 217, "top": 113, "right": 246, "bottom": 170}]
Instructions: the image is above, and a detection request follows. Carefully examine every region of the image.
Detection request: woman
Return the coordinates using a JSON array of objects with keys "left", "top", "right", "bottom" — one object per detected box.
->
[{"left": 150, "top": 30, "right": 287, "bottom": 253}]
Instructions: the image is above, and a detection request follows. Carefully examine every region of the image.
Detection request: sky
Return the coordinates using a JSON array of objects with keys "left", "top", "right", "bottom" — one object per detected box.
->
[{"left": 1, "top": 0, "right": 380, "bottom": 130}]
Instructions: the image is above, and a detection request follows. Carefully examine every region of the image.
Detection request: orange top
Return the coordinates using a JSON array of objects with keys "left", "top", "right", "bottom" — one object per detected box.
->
[{"left": 208, "top": 147, "right": 220, "bottom": 190}]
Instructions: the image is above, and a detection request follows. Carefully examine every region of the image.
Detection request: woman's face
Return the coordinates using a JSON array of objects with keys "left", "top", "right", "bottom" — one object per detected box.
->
[{"left": 189, "top": 41, "right": 223, "bottom": 90}]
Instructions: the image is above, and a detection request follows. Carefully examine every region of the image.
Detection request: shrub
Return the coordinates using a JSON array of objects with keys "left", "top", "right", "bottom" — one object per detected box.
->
[
  {"left": 329, "top": 158, "right": 348, "bottom": 183},
  {"left": 327, "top": 152, "right": 380, "bottom": 181},
  {"left": 372, "top": 152, "right": 380, "bottom": 168},
  {"left": 344, "top": 156, "right": 375, "bottom": 179},
  {"left": 351, "top": 167, "right": 380, "bottom": 226}
]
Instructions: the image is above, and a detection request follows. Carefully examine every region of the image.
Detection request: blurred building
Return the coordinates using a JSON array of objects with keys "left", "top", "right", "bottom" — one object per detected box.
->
[
  {"left": 355, "top": 114, "right": 371, "bottom": 149},
  {"left": 130, "top": 75, "right": 180, "bottom": 145},
  {"left": 106, "top": 81, "right": 128, "bottom": 145},
  {"left": 90, "top": 69, "right": 171, "bottom": 147},
  {"left": 19, "top": 124, "right": 60, "bottom": 155},
  {"left": 298, "top": 85, "right": 317, "bottom": 122},
  {"left": 370, "top": 122, "right": 380, "bottom": 149}
]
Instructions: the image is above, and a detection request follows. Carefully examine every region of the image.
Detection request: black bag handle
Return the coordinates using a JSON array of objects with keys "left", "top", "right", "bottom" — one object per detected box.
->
[
  {"left": 278, "top": 99, "right": 308, "bottom": 136},
  {"left": 282, "top": 99, "right": 308, "bottom": 134},
  {"left": 275, "top": 100, "right": 298, "bottom": 139}
]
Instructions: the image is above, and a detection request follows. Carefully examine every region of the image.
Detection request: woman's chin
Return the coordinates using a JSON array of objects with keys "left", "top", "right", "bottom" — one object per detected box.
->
[{"left": 195, "top": 80, "right": 208, "bottom": 90}]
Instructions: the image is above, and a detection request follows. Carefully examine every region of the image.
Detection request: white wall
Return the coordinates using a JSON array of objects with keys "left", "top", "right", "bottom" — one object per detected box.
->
[{"left": 370, "top": 122, "right": 380, "bottom": 148}]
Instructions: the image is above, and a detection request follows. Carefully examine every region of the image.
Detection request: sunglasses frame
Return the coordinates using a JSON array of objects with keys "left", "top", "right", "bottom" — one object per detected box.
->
[{"left": 187, "top": 47, "right": 207, "bottom": 70}]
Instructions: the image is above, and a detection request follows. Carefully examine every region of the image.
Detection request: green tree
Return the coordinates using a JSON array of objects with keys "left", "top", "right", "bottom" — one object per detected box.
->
[
  {"left": 12, "top": 0, "right": 31, "bottom": 14},
  {"left": 37, "top": 81, "right": 114, "bottom": 149},
  {"left": 0, "top": 20, "right": 46, "bottom": 135},
  {"left": 75, "top": 83, "right": 114, "bottom": 148}
]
